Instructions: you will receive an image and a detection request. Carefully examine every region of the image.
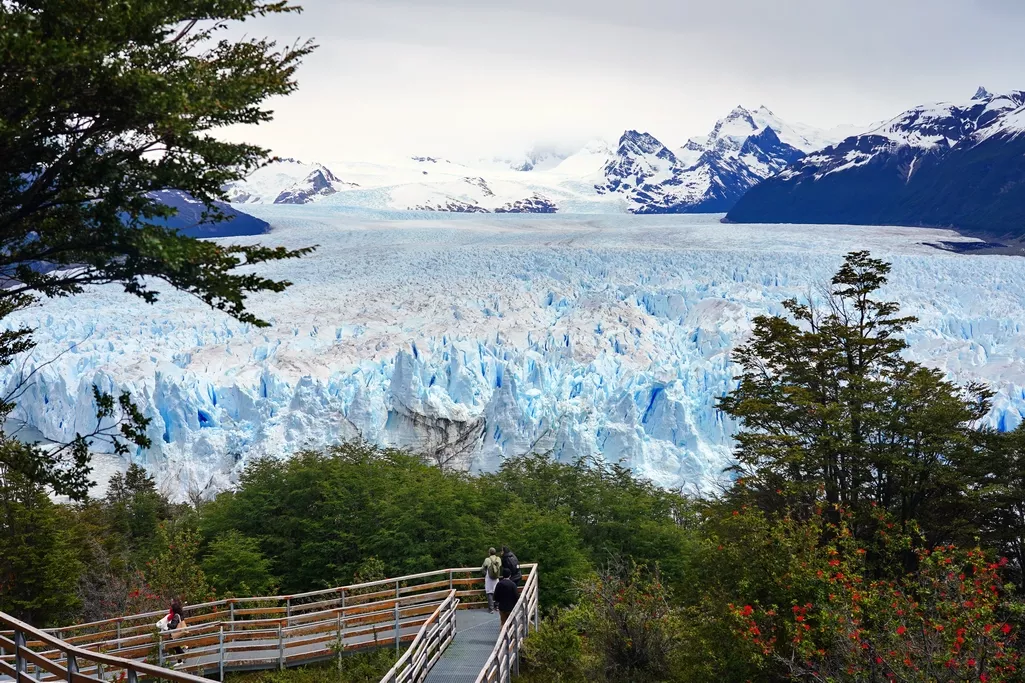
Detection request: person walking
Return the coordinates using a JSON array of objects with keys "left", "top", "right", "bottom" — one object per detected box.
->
[
  {"left": 493, "top": 568, "right": 519, "bottom": 627},
  {"left": 481, "top": 547, "right": 502, "bottom": 613},
  {"left": 501, "top": 546, "right": 522, "bottom": 583},
  {"left": 165, "top": 598, "right": 187, "bottom": 668}
]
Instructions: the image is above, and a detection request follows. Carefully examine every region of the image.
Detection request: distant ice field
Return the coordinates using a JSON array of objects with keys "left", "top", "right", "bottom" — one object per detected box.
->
[{"left": 7, "top": 210, "right": 1025, "bottom": 498}]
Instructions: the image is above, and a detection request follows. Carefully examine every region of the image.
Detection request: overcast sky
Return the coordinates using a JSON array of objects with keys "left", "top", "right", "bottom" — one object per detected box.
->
[{"left": 218, "top": 0, "right": 1025, "bottom": 162}]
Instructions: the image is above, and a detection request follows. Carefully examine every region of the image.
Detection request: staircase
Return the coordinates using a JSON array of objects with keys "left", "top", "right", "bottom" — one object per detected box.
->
[{"left": 0, "top": 564, "right": 539, "bottom": 683}]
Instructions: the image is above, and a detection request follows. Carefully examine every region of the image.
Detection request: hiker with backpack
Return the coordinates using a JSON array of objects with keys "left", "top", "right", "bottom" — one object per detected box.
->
[
  {"left": 482, "top": 547, "right": 502, "bottom": 613},
  {"left": 501, "top": 546, "right": 522, "bottom": 583}
]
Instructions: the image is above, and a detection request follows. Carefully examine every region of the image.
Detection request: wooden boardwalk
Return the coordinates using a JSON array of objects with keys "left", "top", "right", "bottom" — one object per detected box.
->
[{"left": 2, "top": 565, "right": 540, "bottom": 683}]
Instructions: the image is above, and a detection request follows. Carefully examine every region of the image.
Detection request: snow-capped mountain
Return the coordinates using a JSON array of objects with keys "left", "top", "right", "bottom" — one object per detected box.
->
[
  {"left": 594, "top": 106, "right": 857, "bottom": 213},
  {"left": 222, "top": 107, "right": 854, "bottom": 215},
  {"left": 727, "top": 89, "right": 1025, "bottom": 237},
  {"left": 224, "top": 158, "right": 358, "bottom": 205}
]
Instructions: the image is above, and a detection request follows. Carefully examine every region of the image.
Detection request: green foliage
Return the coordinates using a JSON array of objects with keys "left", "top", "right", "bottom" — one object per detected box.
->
[
  {"left": 105, "top": 464, "right": 167, "bottom": 559},
  {"left": 717, "top": 505, "right": 1023, "bottom": 682},
  {"left": 198, "top": 446, "right": 687, "bottom": 608},
  {"left": 0, "top": 473, "right": 84, "bottom": 625},
  {"left": 0, "top": 0, "right": 316, "bottom": 496},
  {"left": 520, "top": 609, "right": 588, "bottom": 683},
  {"left": 482, "top": 454, "right": 697, "bottom": 600},
  {"left": 202, "top": 530, "right": 277, "bottom": 597},
  {"left": 144, "top": 523, "right": 210, "bottom": 604},
  {"left": 718, "top": 250, "right": 993, "bottom": 540},
  {"left": 521, "top": 564, "right": 684, "bottom": 683}
]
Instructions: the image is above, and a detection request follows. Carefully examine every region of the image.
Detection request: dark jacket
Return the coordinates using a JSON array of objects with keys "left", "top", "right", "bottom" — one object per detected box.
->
[
  {"left": 502, "top": 551, "right": 522, "bottom": 582},
  {"left": 493, "top": 577, "right": 519, "bottom": 613}
]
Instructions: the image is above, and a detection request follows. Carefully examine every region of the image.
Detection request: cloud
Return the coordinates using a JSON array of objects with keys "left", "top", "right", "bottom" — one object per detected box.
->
[{"left": 217, "top": 0, "right": 1025, "bottom": 162}]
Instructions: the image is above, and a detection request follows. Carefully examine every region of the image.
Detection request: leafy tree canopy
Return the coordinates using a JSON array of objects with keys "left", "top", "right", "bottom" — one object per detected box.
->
[{"left": 0, "top": 0, "right": 316, "bottom": 497}]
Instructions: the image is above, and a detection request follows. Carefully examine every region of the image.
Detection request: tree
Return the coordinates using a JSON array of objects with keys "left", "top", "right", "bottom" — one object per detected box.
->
[
  {"left": 0, "top": 472, "right": 84, "bottom": 625},
  {"left": 521, "top": 563, "right": 684, "bottom": 683},
  {"left": 718, "top": 251, "right": 992, "bottom": 538},
  {"left": 202, "top": 530, "right": 276, "bottom": 596},
  {"left": 144, "top": 523, "right": 209, "bottom": 605},
  {"left": 105, "top": 464, "right": 168, "bottom": 559},
  {"left": 960, "top": 425, "right": 1025, "bottom": 590},
  {"left": 0, "top": 0, "right": 316, "bottom": 498}
]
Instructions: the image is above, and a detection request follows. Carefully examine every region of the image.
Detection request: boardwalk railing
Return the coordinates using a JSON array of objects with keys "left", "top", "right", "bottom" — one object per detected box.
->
[
  {"left": 4, "top": 564, "right": 537, "bottom": 682},
  {"left": 473, "top": 567, "right": 540, "bottom": 683},
  {"left": 0, "top": 610, "right": 211, "bottom": 683},
  {"left": 378, "top": 590, "right": 458, "bottom": 683}
]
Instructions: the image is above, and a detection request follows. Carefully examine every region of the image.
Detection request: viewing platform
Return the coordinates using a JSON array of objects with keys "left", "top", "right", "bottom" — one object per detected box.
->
[{"left": 0, "top": 565, "right": 539, "bottom": 683}]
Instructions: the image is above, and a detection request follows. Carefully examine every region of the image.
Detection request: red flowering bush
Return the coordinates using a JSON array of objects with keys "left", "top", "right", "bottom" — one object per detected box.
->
[{"left": 729, "top": 507, "right": 1023, "bottom": 682}]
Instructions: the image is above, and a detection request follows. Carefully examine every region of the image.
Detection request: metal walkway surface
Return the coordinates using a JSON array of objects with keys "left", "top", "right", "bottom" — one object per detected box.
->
[{"left": 424, "top": 609, "right": 500, "bottom": 683}]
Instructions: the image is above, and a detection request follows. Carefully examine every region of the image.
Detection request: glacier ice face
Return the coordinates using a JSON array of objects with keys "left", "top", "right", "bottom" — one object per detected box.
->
[{"left": 4, "top": 208, "right": 1025, "bottom": 500}]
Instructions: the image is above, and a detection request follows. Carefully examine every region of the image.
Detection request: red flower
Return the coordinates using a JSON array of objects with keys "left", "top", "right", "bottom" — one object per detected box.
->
[
  {"left": 1003, "top": 623, "right": 1013, "bottom": 635},
  {"left": 897, "top": 625, "right": 907, "bottom": 636},
  {"left": 741, "top": 605, "right": 753, "bottom": 616}
]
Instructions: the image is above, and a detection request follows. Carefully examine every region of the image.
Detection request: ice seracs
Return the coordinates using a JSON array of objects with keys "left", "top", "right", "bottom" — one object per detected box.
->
[{"left": 4, "top": 211, "right": 1025, "bottom": 501}]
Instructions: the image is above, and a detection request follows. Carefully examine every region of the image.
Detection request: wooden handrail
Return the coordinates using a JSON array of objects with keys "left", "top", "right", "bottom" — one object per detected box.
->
[
  {"left": 378, "top": 590, "right": 458, "bottom": 683},
  {"left": 44, "top": 566, "right": 497, "bottom": 637},
  {"left": 4, "top": 564, "right": 539, "bottom": 683},
  {"left": 0, "top": 611, "right": 210, "bottom": 683},
  {"left": 472, "top": 567, "right": 541, "bottom": 683}
]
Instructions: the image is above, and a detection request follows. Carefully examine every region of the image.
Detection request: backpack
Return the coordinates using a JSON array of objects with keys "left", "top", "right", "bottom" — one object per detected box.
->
[
  {"left": 504, "top": 552, "right": 521, "bottom": 581},
  {"left": 486, "top": 556, "right": 501, "bottom": 579}
]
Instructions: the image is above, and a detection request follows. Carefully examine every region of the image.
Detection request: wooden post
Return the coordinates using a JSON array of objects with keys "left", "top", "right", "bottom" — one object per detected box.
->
[
  {"left": 285, "top": 597, "right": 291, "bottom": 619},
  {"left": 393, "top": 602, "right": 400, "bottom": 653},
  {"left": 336, "top": 612, "right": 343, "bottom": 673},
  {"left": 127, "top": 670, "right": 138, "bottom": 683},
  {"left": 116, "top": 619, "right": 122, "bottom": 645},
  {"left": 218, "top": 625, "right": 225, "bottom": 681},
  {"left": 157, "top": 631, "right": 164, "bottom": 668},
  {"left": 277, "top": 623, "right": 284, "bottom": 671},
  {"left": 229, "top": 600, "right": 235, "bottom": 624},
  {"left": 66, "top": 654, "right": 78, "bottom": 683},
  {"left": 14, "top": 630, "right": 25, "bottom": 676}
]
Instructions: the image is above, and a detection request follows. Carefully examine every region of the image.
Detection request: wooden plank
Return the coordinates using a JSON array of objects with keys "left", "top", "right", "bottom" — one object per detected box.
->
[
  {"left": 170, "top": 634, "right": 221, "bottom": 650},
  {"left": 233, "top": 607, "right": 286, "bottom": 618},
  {"left": 224, "top": 630, "right": 280, "bottom": 643},
  {"left": 283, "top": 646, "right": 332, "bottom": 664},
  {"left": 224, "top": 643, "right": 283, "bottom": 655},
  {"left": 281, "top": 620, "right": 339, "bottom": 639}
]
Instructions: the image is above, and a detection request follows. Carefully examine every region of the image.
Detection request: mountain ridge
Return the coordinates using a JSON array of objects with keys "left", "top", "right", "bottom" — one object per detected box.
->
[
  {"left": 726, "top": 89, "right": 1025, "bottom": 238},
  {"left": 222, "top": 107, "right": 856, "bottom": 215}
]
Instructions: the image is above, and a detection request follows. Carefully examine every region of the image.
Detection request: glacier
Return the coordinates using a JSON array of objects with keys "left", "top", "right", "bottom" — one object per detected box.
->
[{"left": 5, "top": 209, "right": 1025, "bottom": 499}]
